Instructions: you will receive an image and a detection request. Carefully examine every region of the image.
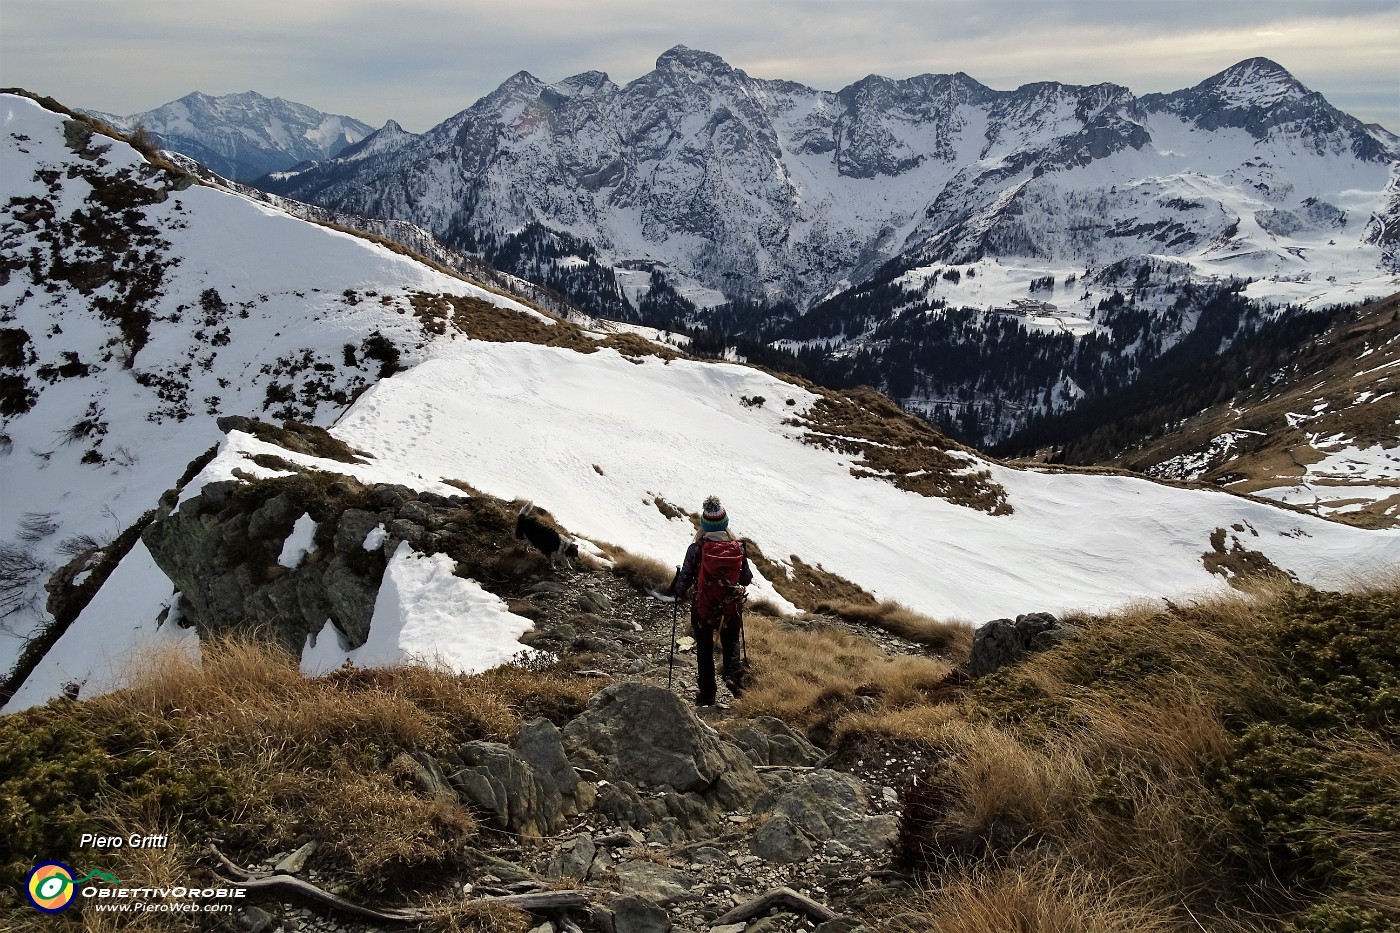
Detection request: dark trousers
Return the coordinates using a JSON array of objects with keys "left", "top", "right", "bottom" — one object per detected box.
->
[{"left": 693, "top": 611, "right": 742, "bottom": 701}]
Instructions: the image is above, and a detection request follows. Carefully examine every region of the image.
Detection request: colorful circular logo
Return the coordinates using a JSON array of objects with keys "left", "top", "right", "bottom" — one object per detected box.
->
[{"left": 25, "top": 862, "right": 77, "bottom": 913}]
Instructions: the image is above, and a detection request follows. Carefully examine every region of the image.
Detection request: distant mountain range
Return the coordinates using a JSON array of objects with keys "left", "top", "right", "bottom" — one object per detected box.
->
[
  {"left": 254, "top": 49, "right": 1398, "bottom": 312},
  {"left": 87, "top": 90, "right": 374, "bottom": 181}
]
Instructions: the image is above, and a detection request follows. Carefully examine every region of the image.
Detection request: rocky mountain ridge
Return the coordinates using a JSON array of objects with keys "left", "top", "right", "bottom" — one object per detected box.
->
[
  {"left": 87, "top": 90, "right": 374, "bottom": 181},
  {"left": 257, "top": 49, "right": 1397, "bottom": 313}
]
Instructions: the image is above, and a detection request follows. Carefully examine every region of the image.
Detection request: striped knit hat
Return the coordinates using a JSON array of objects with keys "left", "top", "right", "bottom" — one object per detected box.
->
[{"left": 700, "top": 496, "right": 729, "bottom": 533}]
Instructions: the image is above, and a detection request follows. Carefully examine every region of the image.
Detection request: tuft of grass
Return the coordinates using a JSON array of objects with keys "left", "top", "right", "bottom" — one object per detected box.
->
[
  {"left": 816, "top": 597, "right": 974, "bottom": 657},
  {"left": 736, "top": 616, "right": 955, "bottom": 730},
  {"left": 891, "top": 579, "right": 1400, "bottom": 931},
  {"left": 594, "top": 543, "right": 675, "bottom": 594},
  {"left": 888, "top": 862, "right": 1175, "bottom": 933}
]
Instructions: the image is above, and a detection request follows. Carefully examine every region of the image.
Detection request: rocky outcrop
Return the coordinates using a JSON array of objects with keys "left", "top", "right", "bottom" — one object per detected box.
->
[
  {"left": 141, "top": 467, "right": 538, "bottom": 656},
  {"left": 563, "top": 683, "right": 760, "bottom": 801},
  {"left": 967, "top": 611, "right": 1066, "bottom": 678},
  {"left": 142, "top": 476, "right": 394, "bottom": 653}
]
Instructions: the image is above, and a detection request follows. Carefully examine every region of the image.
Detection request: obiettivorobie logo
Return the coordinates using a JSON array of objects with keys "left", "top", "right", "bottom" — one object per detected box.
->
[{"left": 24, "top": 862, "right": 122, "bottom": 913}]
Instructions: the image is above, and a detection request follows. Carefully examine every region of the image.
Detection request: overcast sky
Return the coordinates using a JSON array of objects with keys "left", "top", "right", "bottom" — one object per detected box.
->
[{"left": 4, "top": 0, "right": 1398, "bottom": 132}]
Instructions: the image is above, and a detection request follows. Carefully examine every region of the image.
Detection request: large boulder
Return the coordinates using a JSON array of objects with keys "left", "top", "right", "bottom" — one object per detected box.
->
[
  {"left": 562, "top": 683, "right": 729, "bottom": 793},
  {"left": 515, "top": 718, "right": 593, "bottom": 815},
  {"left": 751, "top": 769, "right": 896, "bottom": 863},
  {"left": 968, "top": 612, "right": 1065, "bottom": 678}
]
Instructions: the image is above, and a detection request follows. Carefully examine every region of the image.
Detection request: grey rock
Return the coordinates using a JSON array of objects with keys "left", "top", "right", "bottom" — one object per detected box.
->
[
  {"left": 562, "top": 683, "right": 729, "bottom": 793},
  {"left": 755, "top": 769, "right": 869, "bottom": 842},
  {"left": 577, "top": 589, "right": 614, "bottom": 613},
  {"left": 690, "top": 846, "right": 728, "bottom": 865},
  {"left": 448, "top": 741, "right": 560, "bottom": 838},
  {"left": 515, "top": 718, "right": 584, "bottom": 811},
  {"left": 595, "top": 780, "right": 655, "bottom": 830},
  {"left": 273, "top": 840, "right": 318, "bottom": 874},
  {"left": 408, "top": 751, "right": 458, "bottom": 807},
  {"left": 387, "top": 518, "right": 424, "bottom": 541},
  {"left": 574, "top": 634, "right": 621, "bottom": 653},
  {"left": 613, "top": 860, "right": 695, "bottom": 906},
  {"left": 528, "top": 580, "right": 570, "bottom": 595},
  {"left": 813, "top": 920, "right": 865, "bottom": 933},
  {"left": 708, "top": 741, "right": 765, "bottom": 812},
  {"left": 247, "top": 492, "right": 299, "bottom": 542},
  {"left": 557, "top": 832, "right": 596, "bottom": 879},
  {"left": 726, "top": 725, "right": 770, "bottom": 765},
  {"left": 610, "top": 894, "right": 673, "bottom": 933},
  {"left": 236, "top": 904, "right": 275, "bottom": 933},
  {"left": 333, "top": 509, "right": 383, "bottom": 553},
  {"left": 968, "top": 612, "right": 1064, "bottom": 678},
  {"left": 750, "top": 813, "right": 812, "bottom": 863},
  {"left": 746, "top": 920, "right": 787, "bottom": 933},
  {"left": 657, "top": 789, "right": 717, "bottom": 831},
  {"left": 322, "top": 557, "right": 379, "bottom": 647},
  {"left": 370, "top": 484, "right": 415, "bottom": 509},
  {"left": 836, "top": 813, "right": 898, "bottom": 857}
]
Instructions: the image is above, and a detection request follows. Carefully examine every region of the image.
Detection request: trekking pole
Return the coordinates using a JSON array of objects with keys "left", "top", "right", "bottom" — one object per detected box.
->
[{"left": 667, "top": 566, "right": 680, "bottom": 690}]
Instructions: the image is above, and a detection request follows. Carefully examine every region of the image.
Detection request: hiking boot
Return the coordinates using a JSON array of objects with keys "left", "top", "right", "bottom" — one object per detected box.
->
[
  {"left": 695, "top": 692, "right": 717, "bottom": 707},
  {"left": 722, "top": 672, "right": 745, "bottom": 697}
]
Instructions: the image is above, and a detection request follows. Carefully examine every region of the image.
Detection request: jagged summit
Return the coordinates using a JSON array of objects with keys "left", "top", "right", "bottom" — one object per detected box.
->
[
  {"left": 255, "top": 50, "right": 1392, "bottom": 312},
  {"left": 330, "top": 118, "right": 417, "bottom": 162},
  {"left": 655, "top": 45, "right": 735, "bottom": 73},
  {"left": 549, "top": 70, "right": 614, "bottom": 98}
]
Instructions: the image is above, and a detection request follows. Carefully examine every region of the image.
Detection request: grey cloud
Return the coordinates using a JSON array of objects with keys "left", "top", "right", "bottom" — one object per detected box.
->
[{"left": 2, "top": 0, "right": 1396, "bottom": 131}]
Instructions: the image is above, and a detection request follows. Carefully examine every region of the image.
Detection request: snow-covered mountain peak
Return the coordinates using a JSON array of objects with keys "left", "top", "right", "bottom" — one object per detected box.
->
[
  {"left": 255, "top": 52, "right": 1396, "bottom": 311},
  {"left": 548, "top": 70, "right": 615, "bottom": 100},
  {"left": 1203, "top": 57, "right": 1306, "bottom": 106},
  {"left": 654, "top": 45, "right": 737, "bottom": 77},
  {"left": 86, "top": 90, "right": 375, "bottom": 181},
  {"left": 332, "top": 118, "right": 417, "bottom": 162}
]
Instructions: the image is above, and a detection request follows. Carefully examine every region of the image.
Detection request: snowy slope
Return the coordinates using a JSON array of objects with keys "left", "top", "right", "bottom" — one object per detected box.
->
[
  {"left": 0, "top": 93, "right": 550, "bottom": 681},
  {"left": 5, "top": 92, "right": 1397, "bottom": 711},
  {"left": 321, "top": 344, "right": 1399, "bottom": 620}
]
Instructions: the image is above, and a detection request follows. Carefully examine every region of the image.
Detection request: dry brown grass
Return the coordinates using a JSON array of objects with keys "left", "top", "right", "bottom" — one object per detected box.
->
[
  {"left": 736, "top": 616, "right": 955, "bottom": 729},
  {"left": 817, "top": 598, "right": 974, "bottom": 658},
  {"left": 796, "top": 387, "right": 1012, "bottom": 514},
  {"left": 74, "top": 639, "right": 593, "bottom": 901},
  {"left": 888, "top": 862, "right": 1176, "bottom": 933},
  {"left": 408, "top": 293, "right": 674, "bottom": 362},
  {"left": 594, "top": 543, "right": 676, "bottom": 594}
]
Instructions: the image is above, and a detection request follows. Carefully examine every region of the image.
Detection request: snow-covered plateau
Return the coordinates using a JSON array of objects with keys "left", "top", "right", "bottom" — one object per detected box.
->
[{"left": 3, "top": 92, "right": 1397, "bottom": 711}]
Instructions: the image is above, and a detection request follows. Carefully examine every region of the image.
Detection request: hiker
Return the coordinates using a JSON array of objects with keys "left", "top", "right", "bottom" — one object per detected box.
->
[{"left": 672, "top": 496, "right": 753, "bottom": 706}]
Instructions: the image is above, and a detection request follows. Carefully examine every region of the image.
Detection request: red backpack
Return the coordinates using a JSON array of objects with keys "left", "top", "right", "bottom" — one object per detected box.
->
[{"left": 695, "top": 540, "right": 747, "bottom": 619}]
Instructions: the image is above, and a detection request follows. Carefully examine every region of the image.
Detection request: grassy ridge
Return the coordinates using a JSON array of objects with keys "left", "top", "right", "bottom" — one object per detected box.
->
[{"left": 2, "top": 580, "right": 1395, "bottom": 931}]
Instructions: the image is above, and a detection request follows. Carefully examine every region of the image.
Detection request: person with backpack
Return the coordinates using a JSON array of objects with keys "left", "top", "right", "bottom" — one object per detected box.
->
[{"left": 672, "top": 496, "right": 753, "bottom": 706}]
